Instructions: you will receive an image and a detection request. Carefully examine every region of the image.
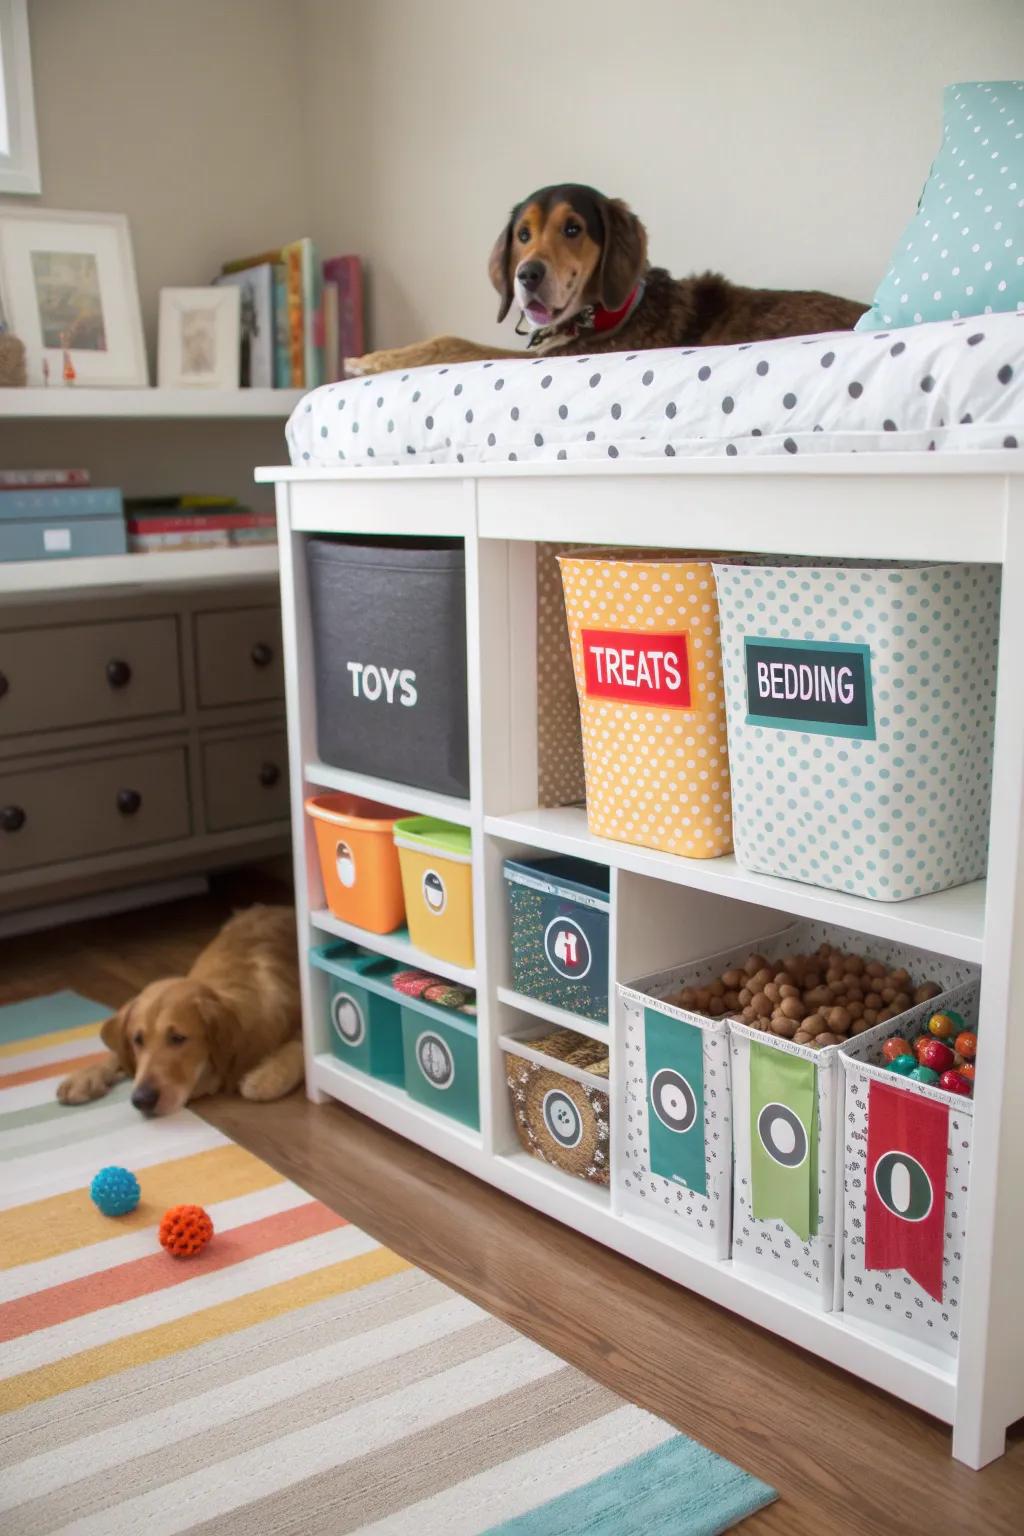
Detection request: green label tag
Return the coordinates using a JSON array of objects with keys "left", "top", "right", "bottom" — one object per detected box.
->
[
  {"left": 748, "top": 1041, "right": 818, "bottom": 1243},
  {"left": 644, "top": 1006, "right": 707, "bottom": 1196}
]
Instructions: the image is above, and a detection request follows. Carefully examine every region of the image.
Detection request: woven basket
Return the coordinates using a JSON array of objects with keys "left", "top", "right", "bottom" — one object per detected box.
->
[{"left": 503, "top": 1029, "right": 610, "bottom": 1186}]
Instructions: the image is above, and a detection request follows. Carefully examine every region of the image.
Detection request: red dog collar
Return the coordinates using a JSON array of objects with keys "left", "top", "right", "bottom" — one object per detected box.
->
[{"left": 525, "top": 280, "right": 645, "bottom": 349}]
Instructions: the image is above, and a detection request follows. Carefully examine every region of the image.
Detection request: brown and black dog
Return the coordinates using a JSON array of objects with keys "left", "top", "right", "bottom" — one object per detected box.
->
[
  {"left": 347, "top": 183, "right": 866, "bottom": 376},
  {"left": 56, "top": 905, "right": 303, "bottom": 1117}
]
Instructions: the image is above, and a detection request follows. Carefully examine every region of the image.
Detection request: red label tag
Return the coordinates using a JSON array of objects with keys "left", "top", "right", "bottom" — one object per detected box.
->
[
  {"left": 864, "top": 1079, "right": 949, "bottom": 1303},
  {"left": 581, "top": 629, "right": 691, "bottom": 707}
]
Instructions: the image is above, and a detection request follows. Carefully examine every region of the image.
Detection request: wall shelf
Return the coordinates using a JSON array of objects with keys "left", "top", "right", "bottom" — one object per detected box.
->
[
  {"left": 495, "top": 986, "right": 609, "bottom": 1043},
  {"left": 0, "top": 387, "right": 304, "bottom": 419},
  {"left": 0, "top": 544, "right": 279, "bottom": 596}
]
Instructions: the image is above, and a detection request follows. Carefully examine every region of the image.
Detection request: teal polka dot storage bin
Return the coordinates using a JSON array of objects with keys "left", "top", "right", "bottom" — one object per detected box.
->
[{"left": 712, "top": 562, "right": 1000, "bottom": 902}]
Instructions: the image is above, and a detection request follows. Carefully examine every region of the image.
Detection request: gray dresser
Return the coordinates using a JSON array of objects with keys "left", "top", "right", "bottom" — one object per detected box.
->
[{"left": 0, "top": 580, "right": 290, "bottom": 915}]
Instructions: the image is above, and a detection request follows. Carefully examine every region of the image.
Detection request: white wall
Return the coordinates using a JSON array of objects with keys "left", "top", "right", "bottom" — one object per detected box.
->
[
  {"left": 0, "top": 0, "right": 314, "bottom": 504},
  {"left": 302, "top": 0, "right": 1024, "bottom": 351},
  {"left": 11, "top": 0, "right": 311, "bottom": 362}
]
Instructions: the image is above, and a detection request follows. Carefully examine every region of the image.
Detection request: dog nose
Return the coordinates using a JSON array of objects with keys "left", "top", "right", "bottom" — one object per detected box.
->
[
  {"left": 131, "top": 1083, "right": 160, "bottom": 1114},
  {"left": 517, "top": 260, "right": 546, "bottom": 292}
]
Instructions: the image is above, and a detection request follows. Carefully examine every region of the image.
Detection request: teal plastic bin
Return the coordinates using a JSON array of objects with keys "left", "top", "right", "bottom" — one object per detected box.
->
[
  {"left": 311, "top": 942, "right": 405, "bottom": 1085},
  {"left": 400, "top": 996, "right": 479, "bottom": 1129}
]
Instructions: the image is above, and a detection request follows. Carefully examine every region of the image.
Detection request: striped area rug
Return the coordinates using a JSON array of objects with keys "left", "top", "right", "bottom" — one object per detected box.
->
[{"left": 0, "top": 992, "right": 776, "bottom": 1535}]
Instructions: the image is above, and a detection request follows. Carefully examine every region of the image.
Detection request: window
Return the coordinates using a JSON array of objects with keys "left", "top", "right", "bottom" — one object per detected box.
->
[{"left": 0, "top": 0, "right": 40, "bottom": 195}]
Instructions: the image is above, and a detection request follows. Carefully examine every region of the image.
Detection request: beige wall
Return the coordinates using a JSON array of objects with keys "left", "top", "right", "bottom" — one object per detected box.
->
[
  {"left": 8, "top": 0, "right": 311, "bottom": 365},
  {"left": 302, "top": 0, "right": 1024, "bottom": 351}
]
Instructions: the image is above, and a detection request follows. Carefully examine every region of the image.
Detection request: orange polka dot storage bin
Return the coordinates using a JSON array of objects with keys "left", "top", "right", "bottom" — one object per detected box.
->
[{"left": 558, "top": 551, "right": 733, "bottom": 858}]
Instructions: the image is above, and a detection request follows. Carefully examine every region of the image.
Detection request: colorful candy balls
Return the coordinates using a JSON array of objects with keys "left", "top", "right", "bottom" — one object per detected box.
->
[
  {"left": 882, "top": 1038, "right": 913, "bottom": 1063},
  {"left": 927, "top": 1009, "right": 964, "bottom": 1039},
  {"left": 159, "top": 1204, "right": 214, "bottom": 1258},
  {"left": 912, "top": 1035, "right": 933, "bottom": 1062},
  {"left": 918, "top": 1039, "right": 955, "bottom": 1074},
  {"left": 955, "top": 1030, "right": 978, "bottom": 1061},
  {"left": 909, "top": 1065, "right": 940, "bottom": 1085},
  {"left": 939, "top": 1070, "right": 973, "bottom": 1096},
  {"left": 888, "top": 1054, "right": 919, "bottom": 1077},
  {"left": 959, "top": 1062, "right": 976, "bottom": 1083},
  {"left": 89, "top": 1165, "right": 141, "bottom": 1217}
]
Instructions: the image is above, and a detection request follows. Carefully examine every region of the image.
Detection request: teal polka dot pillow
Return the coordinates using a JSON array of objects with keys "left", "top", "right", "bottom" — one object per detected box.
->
[{"left": 857, "top": 80, "right": 1023, "bottom": 331}]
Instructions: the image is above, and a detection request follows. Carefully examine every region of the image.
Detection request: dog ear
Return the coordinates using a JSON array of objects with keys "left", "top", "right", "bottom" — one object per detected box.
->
[
  {"left": 100, "top": 1003, "right": 135, "bottom": 1076},
  {"left": 488, "top": 208, "right": 517, "bottom": 323},
  {"left": 197, "top": 994, "right": 242, "bottom": 1090},
  {"left": 596, "top": 198, "right": 647, "bottom": 312}
]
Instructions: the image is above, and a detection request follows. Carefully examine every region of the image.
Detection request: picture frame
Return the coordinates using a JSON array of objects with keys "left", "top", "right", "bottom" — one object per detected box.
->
[
  {"left": 158, "top": 286, "right": 241, "bottom": 390},
  {"left": 0, "top": 0, "right": 41, "bottom": 195},
  {"left": 214, "top": 264, "right": 274, "bottom": 387},
  {"left": 0, "top": 207, "right": 146, "bottom": 386}
]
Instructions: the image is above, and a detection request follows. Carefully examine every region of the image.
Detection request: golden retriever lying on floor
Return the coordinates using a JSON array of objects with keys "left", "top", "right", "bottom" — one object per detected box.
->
[{"left": 57, "top": 905, "right": 302, "bottom": 1117}]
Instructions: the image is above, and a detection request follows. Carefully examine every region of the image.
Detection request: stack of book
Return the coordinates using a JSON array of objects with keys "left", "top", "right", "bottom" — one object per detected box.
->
[
  {"left": 126, "top": 497, "right": 276, "bottom": 553},
  {"left": 214, "top": 243, "right": 363, "bottom": 389},
  {"left": 0, "top": 469, "right": 127, "bottom": 563}
]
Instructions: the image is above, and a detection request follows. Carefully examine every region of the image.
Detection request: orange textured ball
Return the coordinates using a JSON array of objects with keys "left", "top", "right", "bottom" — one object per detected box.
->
[{"left": 159, "top": 1203, "right": 214, "bottom": 1258}]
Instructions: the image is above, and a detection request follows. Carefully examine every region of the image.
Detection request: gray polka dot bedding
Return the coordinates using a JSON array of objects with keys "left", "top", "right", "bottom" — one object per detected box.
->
[{"left": 287, "top": 311, "right": 1022, "bottom": 468}]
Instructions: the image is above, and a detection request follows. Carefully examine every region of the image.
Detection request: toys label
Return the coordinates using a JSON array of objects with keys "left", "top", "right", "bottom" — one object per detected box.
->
[
  {"left": 581, "top": 628, "right": 691, "bottom": 708},
  {"left": 422, "top": 869, "right": 447, "bottom": 916},
  {"left": 416, "top": 1031, "right": 455, "bottom": 1089},
  {"left": 346, "top": 662, "right": 417, "bottom": 706},
  {"left": 543, "top": 1088, "right": 584, "bottom": 1148},
  {"left": 744, "top": 637, "right": 875, "bottom": 739}
]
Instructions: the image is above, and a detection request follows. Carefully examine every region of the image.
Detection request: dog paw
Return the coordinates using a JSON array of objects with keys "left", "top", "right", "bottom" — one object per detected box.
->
[
  {"left": 343, "top": 354, "right": 369, "bottom": 376},
  {"left": 57, "top": 1065, "right": 113, "bottom": 1104}
]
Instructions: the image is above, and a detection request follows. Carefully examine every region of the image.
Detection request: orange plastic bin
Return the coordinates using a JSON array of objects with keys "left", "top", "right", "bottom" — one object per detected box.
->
[{"left": 305, "top": 792, "right": 407, "bottom": 934}]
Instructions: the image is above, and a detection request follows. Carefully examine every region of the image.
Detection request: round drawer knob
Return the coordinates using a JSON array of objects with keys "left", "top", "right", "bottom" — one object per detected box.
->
[
  {"left": 0, "top": 671, "right": 9, "bottom": 700},
  {"left": 106, "top": 658, "right": 132, "bottom": 689},
  {"left": 1, "top": 805, "right": 26, "bottom": 833},
  {"left": 250, "top": 642, "right": 274, "bottom": 668},
  {"left": 259, "top": 761, "right": 281, "bottom": 788},
  {"left": 116, "top": 788, "right": 142, "bottom": 816}
]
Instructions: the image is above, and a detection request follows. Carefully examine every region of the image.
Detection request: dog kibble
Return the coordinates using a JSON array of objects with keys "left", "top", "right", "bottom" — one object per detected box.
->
[{"left": 664, "top": 944, "right": 942, "bottom": 1050}]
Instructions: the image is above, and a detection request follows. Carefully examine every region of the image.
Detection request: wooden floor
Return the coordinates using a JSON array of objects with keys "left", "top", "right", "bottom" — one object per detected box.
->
[{"left": 4, "top": 875, "right": 1023, "bottom": 1535}]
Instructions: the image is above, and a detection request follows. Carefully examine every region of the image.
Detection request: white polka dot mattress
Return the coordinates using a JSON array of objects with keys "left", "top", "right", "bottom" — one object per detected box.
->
[{"left": 287, "top": 310, "right": 1022, "bottom": 468}]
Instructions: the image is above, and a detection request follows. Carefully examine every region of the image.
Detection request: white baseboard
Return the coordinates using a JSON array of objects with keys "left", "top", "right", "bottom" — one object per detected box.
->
[{"left": 0, "top": 875, "right": 209, "bottom": 939}]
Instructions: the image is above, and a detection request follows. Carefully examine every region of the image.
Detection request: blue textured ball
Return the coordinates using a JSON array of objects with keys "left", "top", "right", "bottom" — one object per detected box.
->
[{"left": 89, "top": 1165, "right": 141, "bottom": 1217}]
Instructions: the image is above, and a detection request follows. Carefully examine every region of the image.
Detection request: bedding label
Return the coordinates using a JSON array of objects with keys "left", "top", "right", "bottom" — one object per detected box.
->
[
  {"left": 744, "top": 636, "right": 875, "bottom": 739},
  {"left": 581, "top": 629, "right": 691, "bottom": 708}
]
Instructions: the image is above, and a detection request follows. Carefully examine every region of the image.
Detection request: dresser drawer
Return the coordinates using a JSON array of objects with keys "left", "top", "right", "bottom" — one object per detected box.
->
[
  {"left": 0, "top": 747, "right": 191, "bottom": 875},
  {"left": 194, "top": 607, "right": 284, "bottom": 708},
  {"left": 0, "top": 618, "right": 181, "bottom": 736},
  {"left": 202, "top": 731, "right": 289, "bottom": 832}
]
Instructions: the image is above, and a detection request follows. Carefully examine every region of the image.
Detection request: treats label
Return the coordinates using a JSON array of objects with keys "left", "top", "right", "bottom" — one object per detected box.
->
[
  {"left": 581, "top": 629, "right": 691, "bottom": 708},
  {"left": 744, "top": 637, "right": 875, "bottom": 739}
]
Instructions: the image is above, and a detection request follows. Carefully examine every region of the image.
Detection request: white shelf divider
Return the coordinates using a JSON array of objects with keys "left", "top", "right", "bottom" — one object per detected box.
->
[
  {"left": 304, "top": 760, "right": 472, "bottom": 826},
  {"left": 310, "top": 906, "right": 477, "bottom": 990},
  {"left": 486, "top": 805, "right": 986, "bottom": 964},
  {"left": 496, "top": 985, "right": 609, "bottom": 1042}
]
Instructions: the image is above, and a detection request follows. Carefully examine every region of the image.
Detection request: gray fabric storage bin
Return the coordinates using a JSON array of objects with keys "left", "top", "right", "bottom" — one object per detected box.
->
[{"left": 307, "top": 537, "right": 470, "bottom": 798}]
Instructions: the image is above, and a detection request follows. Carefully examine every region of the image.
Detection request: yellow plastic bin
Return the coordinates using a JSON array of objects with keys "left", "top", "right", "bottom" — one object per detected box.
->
[
  {"left": 394, "top": 817, "right": 474, "bottom": 970},
  {"left": 558, "top": 549, "right": 734, "bottom": 857}
]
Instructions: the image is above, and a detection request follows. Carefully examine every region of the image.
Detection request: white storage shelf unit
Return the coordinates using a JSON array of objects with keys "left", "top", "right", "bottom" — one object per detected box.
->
[{"left": 260, "top": 451, "right": 1024, "bottom": 1470}]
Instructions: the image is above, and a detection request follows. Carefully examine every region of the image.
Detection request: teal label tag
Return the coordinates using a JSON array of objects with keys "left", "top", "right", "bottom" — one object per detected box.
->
[
  {"left": 644, "top": 1006, "right": 707, "bottom": 1196},
  {"left": 744, "top": 636, "right": 875, "bottom": 739}
]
